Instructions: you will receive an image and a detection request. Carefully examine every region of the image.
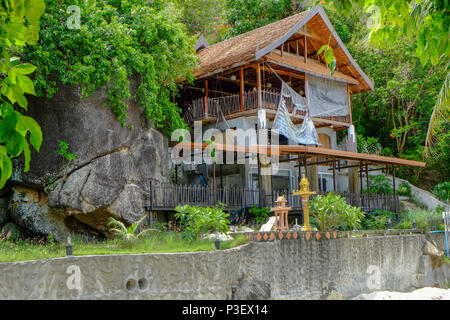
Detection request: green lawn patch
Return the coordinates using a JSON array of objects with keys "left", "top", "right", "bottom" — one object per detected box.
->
[{"left": 0, "top": 232, "right": 249, "bottom": 264}]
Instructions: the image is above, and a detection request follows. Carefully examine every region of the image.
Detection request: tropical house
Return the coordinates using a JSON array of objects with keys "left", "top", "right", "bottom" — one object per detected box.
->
[{"left": 156, "top": 5, "right": 425, "bottom": 216}]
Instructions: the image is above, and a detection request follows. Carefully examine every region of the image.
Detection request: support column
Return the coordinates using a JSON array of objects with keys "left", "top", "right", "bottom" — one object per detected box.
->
[
  {"left": 332, "top": 158, "right": 337, "bottom": 192},
  {"left": 256, "top": 63, "right": 262, "bottom": 109},
  {"left": 204, "top": 79, "right": 209, "bottom": 116},
  {"left": 365, "top": 163, "right": 371, "bottom": 212},
  {"left": 392, "top": 165, "right": 399, "bottom": 219},
  {"left": 240, "top": 66, "right": 244, "bottom": 112}
]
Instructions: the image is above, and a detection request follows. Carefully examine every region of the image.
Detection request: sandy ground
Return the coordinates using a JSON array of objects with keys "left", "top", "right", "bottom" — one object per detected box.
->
[{"left": 352, "top": 287, "right": 450, "bottom": 300}]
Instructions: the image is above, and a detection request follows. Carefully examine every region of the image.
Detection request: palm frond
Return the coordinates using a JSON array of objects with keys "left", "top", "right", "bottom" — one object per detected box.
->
[
  {"left": 107, "top": 218, "right": 128, "bottom": 234},
  {"left": 424, "top": 70, "right": 450, "bottom": 160}
]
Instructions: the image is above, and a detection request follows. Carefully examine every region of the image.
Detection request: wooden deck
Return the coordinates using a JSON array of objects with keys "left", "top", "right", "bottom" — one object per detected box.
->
[
  {"left": 183, "top": 90, "right": 351, "bottom": 127},
  {"left": 147, "top": 182, "right": 399, "bottom": 213}
]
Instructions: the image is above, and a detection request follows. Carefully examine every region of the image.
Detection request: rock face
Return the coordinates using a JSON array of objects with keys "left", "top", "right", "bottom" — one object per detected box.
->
[{"left": 8, "top": 83, "right": 169, "bottom": 240}]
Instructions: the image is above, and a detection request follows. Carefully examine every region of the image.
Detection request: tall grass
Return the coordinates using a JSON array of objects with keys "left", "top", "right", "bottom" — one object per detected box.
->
[
  {"left": 395, "top": 209, "right": 444, "bottom": 232},
  {"left": 0, "top": 232, "right": 249, "bottom": 264}
]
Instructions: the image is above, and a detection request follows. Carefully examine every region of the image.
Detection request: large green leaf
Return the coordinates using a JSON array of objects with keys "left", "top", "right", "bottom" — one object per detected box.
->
[
  {"left": 13, "top": 63, "right": 37, "bottom": 75},
  {"left": 19, "top": 115, "right": 42, "bottom": 152},
  {"left": 16, "top": 74, "right": 35, "bottom": 95},
  {"left": 0, "top": 146, "right": 12, "bottom": 189}
]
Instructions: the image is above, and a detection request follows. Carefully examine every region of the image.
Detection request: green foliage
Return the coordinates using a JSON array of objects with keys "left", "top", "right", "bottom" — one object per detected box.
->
[
  {"left": 107, "top": 215, "right": 151, "bottom": 248},
  {"left": 357, "top": 135, "right": 392, "bottom": 156},
  {"left": 309, "top": 192, "right": 365, "bottom": 231},
  {"left": 25, "top": 0, "right": 198, "bottom": 135},
  {"left": 174, "top": 0, "right": 227, "bottom": 43},
  {"left": 46, "top": 233, "right": 54, "bottom": 245},
  {"left": 363, "top": 175, "right": 393, "bottom": 195},
  {"left": 224, "top": 0, "right": 309, "bottom": 37},
  {"left": 175, "top": 203, "right": 230, "bottom": 240},
  {"left": 249, "top": 206, "right": 270, "bottom": 225},
  {"left": 0, "top": 1, "right": 45, "bottom": 188},
  {"left": 361, "top": 210, "right": 396, "bottom": 230},
  {"left": 433, "top": 182, "right": 450, "bottom": 203},
  {"left": 56, "top": 140, "right": 76, "bottom": 162},
  {"left": 394, "top": 209, "right": 443, "bottom": 232},
  {"left": 317, "top": 44, "right": 337, "bottom": 76},
  {"left": 398, "top": 181, "right": 412, "bottom": 197}
]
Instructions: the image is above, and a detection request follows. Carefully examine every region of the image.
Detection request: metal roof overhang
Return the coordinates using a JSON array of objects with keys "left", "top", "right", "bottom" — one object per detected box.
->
[{"left": 170, "top": 142, "right": 426, "bottom": 168}]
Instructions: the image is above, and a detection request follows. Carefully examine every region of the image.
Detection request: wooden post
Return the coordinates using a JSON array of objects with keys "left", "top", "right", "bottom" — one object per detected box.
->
[
  {"left": 392, "top": 165, "right": 399, "bottom": 219},
  {"left": 296, "top": 40, "right": 299, "bottom": 56},
  {"left": 256, "top": 63, "right": 262, "bottom": 109},
  {"left": 213, "top": 162, "right": 216, "bottom": 204},
  {"left": 366, "top": 164, "right": 371, "bottom": 212},
  {"left": 298, "top": 154, "right": 302, "bottom": 188},
  {"left": 256, "top": 124, "right": 262, "bottom": 208},
  {"left": 204, "top": 79, "right": 209, "bottom": 115},
  {"left": 175, "top": 165, "right": 178, "bottom": 185},
  {"left": 240, "top": 66, "right": 245, "bottom": 112},
  {"left": 347, "top": 84, "right": 353, "bottom": 124},
  {"left": 303, "top": 154, "right": 308, "bottom": 176},
  {"left": 332, "top": 158, "right": 337, "bottom": 192},
  {"left": 220, "top": 164, "right": 223, "bottom": 189},
  {"left": 304, "top": 35, "right": 307, "bottom": 63},
  {"left": 359, "top": 163, "right": 363, "bottom": 207}
]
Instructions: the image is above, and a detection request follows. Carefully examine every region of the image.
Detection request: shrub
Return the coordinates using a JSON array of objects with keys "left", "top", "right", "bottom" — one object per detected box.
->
[
  {"left": 309, "top": 193, "right": 365, "bottom": 231},
  {"left": 249, "top": 206, "right": 270, "bottom": 225},
  {"left": 363, "top": 175, "right": 393, "bottom": 195},
  {"left": 175, "top": 203, "right": 230, "bottom": 240},
  {"left": 433, "top": 182, "right": 450, "bottom": 203},
  {"left": 397, "top": 181, "right": 412, "bottom": 197},
  {"left": 362, "top": 210, "right": 397, "bottom": 230}
]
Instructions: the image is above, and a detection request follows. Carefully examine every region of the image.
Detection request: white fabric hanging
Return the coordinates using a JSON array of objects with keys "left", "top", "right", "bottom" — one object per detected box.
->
[
  {"left": 272, "top": 82, "right": 318, "bottom": 145},
  {"left": 308, "top": 74, "right": 349, "bottom": 117}
]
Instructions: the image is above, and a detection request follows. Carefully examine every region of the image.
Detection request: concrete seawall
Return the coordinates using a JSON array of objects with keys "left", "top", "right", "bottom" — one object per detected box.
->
[{"left": 0, "top": 233, "right": 448, "bottom": 300}]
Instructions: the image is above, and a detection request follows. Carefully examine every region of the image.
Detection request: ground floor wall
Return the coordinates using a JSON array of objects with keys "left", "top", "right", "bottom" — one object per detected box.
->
[{"left": 1, "top": 233, "right": 448, "bottom": 300}]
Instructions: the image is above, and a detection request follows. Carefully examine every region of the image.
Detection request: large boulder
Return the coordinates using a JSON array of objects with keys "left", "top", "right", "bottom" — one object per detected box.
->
[
  {"left": 8, "top": 83, "right": 169, "bottom": 239},
  {"left": 422, "top": 240, "right": 444, "bottom": 269}
]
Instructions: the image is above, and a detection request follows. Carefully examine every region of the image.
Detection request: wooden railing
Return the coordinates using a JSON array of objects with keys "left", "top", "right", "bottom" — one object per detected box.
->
[
  {"left": 183, "top": 90, "right": 351, "bottom": 125},
  {"left": 147, "top": 182, "right": 399, "bottom": 213}
]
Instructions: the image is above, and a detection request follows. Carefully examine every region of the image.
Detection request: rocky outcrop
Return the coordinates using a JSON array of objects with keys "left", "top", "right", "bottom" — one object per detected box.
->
[{"left": 7, "top": 83, "right": 169, "bottom": 240}]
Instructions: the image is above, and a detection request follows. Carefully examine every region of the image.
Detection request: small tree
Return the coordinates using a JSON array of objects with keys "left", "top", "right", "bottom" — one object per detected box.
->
[
  {"left": 310, "top": 193, "right": 365, "bottom": 231},
  {"left": 175, "top": 203, "right": 230, "bottom": 240},
  {"left": 107, "top": 215, "right": 151, "bottom": 248}
]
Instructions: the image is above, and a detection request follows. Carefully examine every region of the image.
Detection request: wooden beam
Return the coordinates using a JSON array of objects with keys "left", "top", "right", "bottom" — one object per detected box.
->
[
  {"left": 186, "top": 86, "right": 236, "bottom": 96},
  {"left": 213, "top": 75, "right": 255, "bottom": 87},
  {"left": 259, "top": 65, "right": 305, "bottom": 80}
]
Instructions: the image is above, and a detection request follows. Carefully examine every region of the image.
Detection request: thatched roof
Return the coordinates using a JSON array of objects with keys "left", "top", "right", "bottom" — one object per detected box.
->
[{"left": 194, "top": 5, "right": 373, "bottom": 93}]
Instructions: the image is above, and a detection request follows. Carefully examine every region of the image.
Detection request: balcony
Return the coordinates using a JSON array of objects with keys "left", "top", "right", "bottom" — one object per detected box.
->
[{"left": 183, "top": 90, "right": 351, "bottom": 127}]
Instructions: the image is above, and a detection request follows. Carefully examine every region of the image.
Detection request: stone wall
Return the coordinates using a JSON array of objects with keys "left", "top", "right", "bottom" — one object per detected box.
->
[{"left": 1, "top": 233, "right": 448, "bottom": 300}]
